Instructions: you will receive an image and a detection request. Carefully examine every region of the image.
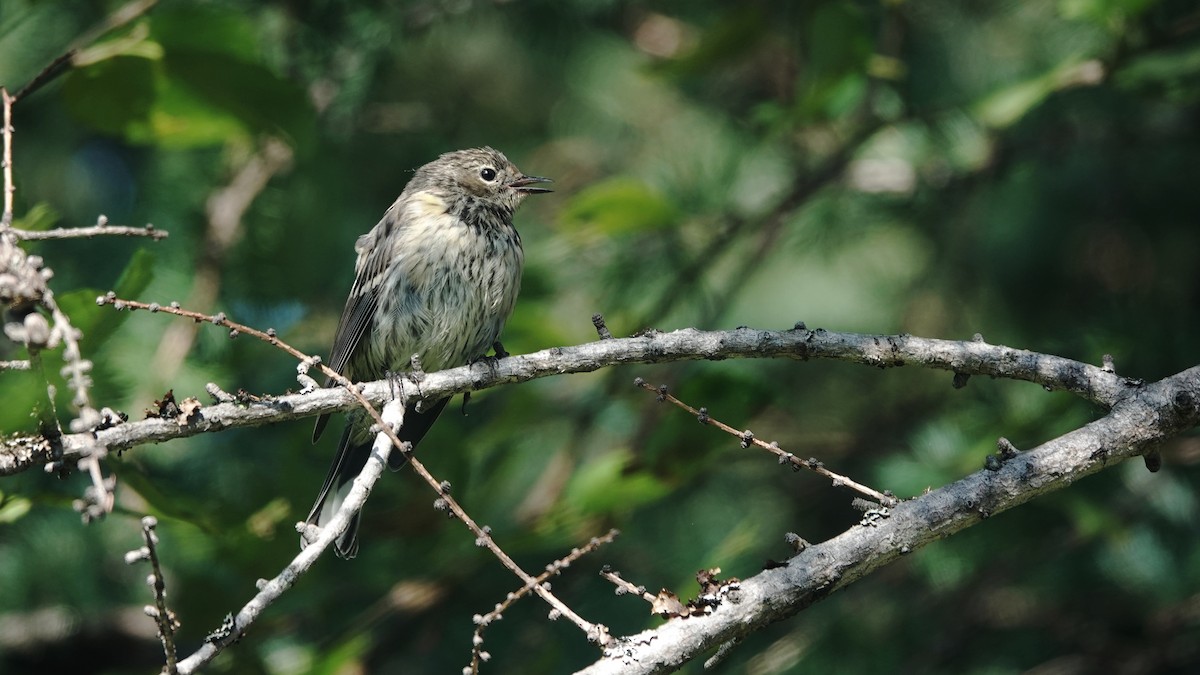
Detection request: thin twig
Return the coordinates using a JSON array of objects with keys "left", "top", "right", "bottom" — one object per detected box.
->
[
  {"left": 404, "top": 453, "right": 611, "bottom": 646},
  {"left": 2, "top": 88, "right": 13, "bottom": 225},
  {"left": 70, "top": 0, "right": 160, "bottom": 60},
  {"left": 179, "top": 399, "right": 408, "bottom": 674},
  {"left": 8, "top": 0, "right": 159, "bottom": 104},
  {"left": 7, "top": 320, "right": 1134, "bottom": 478},
  {"left": 599, "top": 566, "right": 740, "bottom": 621},
  {"left": 634, "top": 378, "right": 897, "bottom": 506},
  {"left": 126, "top": 516, "right": 179, "bottom": 674},
  {"left": 11, "top": 219, "right": 167, "bottom": 241},
  {"left": 45, "top": 286, "right": 99, "bottom": 431},
  {"left": 1, "top": 84, "right": 99, "bottom": 433},
  {"left": 72, "top": 450, "right": 115, "bottom": 522},
  {"left": 599, "top": 568, "right": 656, "bottom": 605},
  {"left": 470, "top": 529, "right": 621, "bottom": 674},
  {"left": 11, "top": 51, "right": 77, "bottom": 104},
  {"left": 576, "top": 363, "right": 1200, "bottom": 675}
]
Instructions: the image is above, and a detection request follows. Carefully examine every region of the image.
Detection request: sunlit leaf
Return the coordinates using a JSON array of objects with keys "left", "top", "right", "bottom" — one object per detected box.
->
[
  {"left": 308, "top": 633, "right": 370, "bottom": 675},
  {"left": 973, "top": 60, "right": 1105, "bottom": 128},
  {"left": 0, "top": 494, "right": 32, "bottom": 524},
  {"left": 161, "top": 52, "right": 315, "bottom": 148},
  {"left": 11, "top": 203, "right": 60, "bottom": 232},
  {"left": 147, "top": 4, "right": 262, "bottom": 62},
  {"left": 564, "top": 450, "right": 670, "bottom": 516},
  {"left": 72, "top": 22, "right": 163, "bottom": 66},
  {"left": 61, "top": 6, "right": 313, "bottom": 147}
]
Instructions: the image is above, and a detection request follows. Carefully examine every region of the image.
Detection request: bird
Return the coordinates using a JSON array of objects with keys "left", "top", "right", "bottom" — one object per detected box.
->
[{"left": 304, "top": 147, "right": 551, "bottom": 559}]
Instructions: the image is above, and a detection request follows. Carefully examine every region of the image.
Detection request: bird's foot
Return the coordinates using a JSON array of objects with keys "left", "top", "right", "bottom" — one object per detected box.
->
[
  {"left": 469, "top": 341, "right": 508, "bottom": 370},
  {"left": 407, "top": 353, "right": 426, "bottom": 381},
  {"left": 492, "top": 340, "right": 510, "bottom": 359}
]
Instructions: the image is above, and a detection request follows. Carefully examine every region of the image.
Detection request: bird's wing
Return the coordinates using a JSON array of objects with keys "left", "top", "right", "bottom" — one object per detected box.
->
[{"left": 313, "top": 215, "right": 398, "bottom": 443}]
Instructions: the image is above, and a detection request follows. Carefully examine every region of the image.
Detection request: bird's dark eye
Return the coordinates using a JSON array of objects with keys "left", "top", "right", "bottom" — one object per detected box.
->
[{"left": 480, "top": 167, "right": 497, "bottom": 182}]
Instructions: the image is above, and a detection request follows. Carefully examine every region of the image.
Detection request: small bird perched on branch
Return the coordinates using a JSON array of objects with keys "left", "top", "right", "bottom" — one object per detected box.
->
[{"left": 304, "top": 147, "right": 551, "bottom": 558}]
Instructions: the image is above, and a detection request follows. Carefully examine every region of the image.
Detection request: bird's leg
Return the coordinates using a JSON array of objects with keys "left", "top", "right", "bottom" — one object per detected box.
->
[
  {"left": 407, "top": 353, "right": 427, "bottom": 411},
  {"left": 491, "top": 340, "right": 509, "bottom": 359},
  {"left": 385, "top": 369, "right": 400, "bottom": 400},
  {"left": 408, "top": 353, "right": 425, "bottom": 381},
  {"left": 468, "top": 340, "right": 508, "bottom": 369},
  {"left": 384, "top": 369, "right": 408, "bottom": 407},
  {"left": 462, "top": 342, "right": 508, "bottom": 416}
]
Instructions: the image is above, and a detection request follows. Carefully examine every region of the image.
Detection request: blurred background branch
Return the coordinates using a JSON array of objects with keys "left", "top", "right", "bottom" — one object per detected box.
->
[{"left": 146, "top": 136, "right": 292, "bottom": 391}]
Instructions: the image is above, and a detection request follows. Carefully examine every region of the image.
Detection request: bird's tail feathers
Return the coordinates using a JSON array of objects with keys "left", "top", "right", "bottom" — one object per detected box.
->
[
  {"left": 303, "top": 397, "right": 451, "bottom": 558},
  {"left": 303, "top": 425, "right": 366, "bottom": 559}
]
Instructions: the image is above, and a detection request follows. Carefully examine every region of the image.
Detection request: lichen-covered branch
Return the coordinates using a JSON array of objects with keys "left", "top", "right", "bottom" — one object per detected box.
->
[
  {"left": 1, "top": 325, "right": 1132, "bottom": 476},
  {"left": 574, "top": 365, "right": 1200, "bottom": 674}
]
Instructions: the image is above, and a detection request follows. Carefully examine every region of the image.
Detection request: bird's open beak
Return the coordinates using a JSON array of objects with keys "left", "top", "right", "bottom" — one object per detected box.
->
[{"left": 508, "top": 175, "right": 553, "bottom": 194}]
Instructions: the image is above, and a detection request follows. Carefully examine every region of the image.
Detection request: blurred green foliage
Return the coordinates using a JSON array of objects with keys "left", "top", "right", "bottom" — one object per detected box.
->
[{"left": 1, "top": 0, "right": 1199, "bottom": 673}]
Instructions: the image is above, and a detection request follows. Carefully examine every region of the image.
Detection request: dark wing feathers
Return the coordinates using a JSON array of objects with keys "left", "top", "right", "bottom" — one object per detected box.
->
[{"left": 312, "top": 218, "right": 399, "bottom": 443}]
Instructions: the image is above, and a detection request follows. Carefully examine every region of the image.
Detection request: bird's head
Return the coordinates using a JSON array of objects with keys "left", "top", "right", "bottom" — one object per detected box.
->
[{"left": 423, "top": 147, "right": 551, "bottom": 214}]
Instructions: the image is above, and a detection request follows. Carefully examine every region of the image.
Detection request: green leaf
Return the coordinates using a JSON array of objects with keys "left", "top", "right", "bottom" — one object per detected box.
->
[
  {"left": 11, "top": 203, "right": 60, "bottom": 232},
  {"left": 62, "top": 54, "right": 158, "bottom": 139},
  {"left": 0, "top": 493, "right": 32, "bottom": 524},
  {"left": 161, "top": 52, "right": 315, "bottom": 148},
  {"left": 1059, "top": 0, "right": 1156, "bottom": 25},
  {"left": 793, "top": 2, "right": 872, "bottom": 120},
  {"left": 1116, "top": 42, "right": 1200, "bottom": 93},
  {"left": 971, "top": 60, "right": 1105, "bottom": 129},
  {"left": 560, "top": 177, "right": 679, "bottom": 234},
  {"left": 974, "top": 75, "right": 1058, "bottom": 129},
  {"left": 61, "top": 7, "right": 314, "bottom": 148},
  {"left": 564, "top": 450, "right": 670, "bottom": 516},
  {"left": 56, "top": 248, "right": 155, "bottom": 352},
  {"left": 140, "top": 65, "right": 257, "bottom": 147},
  {"left": 148, "top": 5, "right": 314, "bottom": 147},
  {"left": 72, "top": 22, "right": 163, "bottom": 67},
  {"left": 147, "top": 4, "right": 262, "bottom": 62}
]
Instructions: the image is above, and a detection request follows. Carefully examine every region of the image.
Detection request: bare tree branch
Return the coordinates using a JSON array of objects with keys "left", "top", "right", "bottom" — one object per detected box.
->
[
  {"left": 1, "top": 88, "right": 13, "bottom": 222},
  {"left": 176, "top": 399, "right": 408, "bottom": 674},
  {"left": 1, "top": 324, "right": 1133, "bottom": 477},
  {"left": 10, "top": 216, "right": 167, "bottom": 241},
  {"left": 125, "top": 516, "right": 179, "bottom": 675},
  {"left": 91, "top": 301, "right": 615, "bottom": 671},
  {"left": 469, "top": 529, "right": 621, "bottom": 674},
  {"left": 575, "top": 365, "right": 1200, "bottom": 674},
  {"left": 5, "top": 286, "right": 1187, "bottom": 674},
  {"left": 634, "top": 377, "right": 896, "bottom": 505}
]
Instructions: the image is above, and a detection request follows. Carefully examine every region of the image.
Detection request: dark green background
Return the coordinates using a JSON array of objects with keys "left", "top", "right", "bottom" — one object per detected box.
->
[{"left": 1, "top": 0, "right": 1198, "bottom": 673}]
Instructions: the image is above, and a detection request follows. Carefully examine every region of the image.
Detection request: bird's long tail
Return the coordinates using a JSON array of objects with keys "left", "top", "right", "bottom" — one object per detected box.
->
[{"left": 303, "top": 397, "right": 449, "bottom": 559}]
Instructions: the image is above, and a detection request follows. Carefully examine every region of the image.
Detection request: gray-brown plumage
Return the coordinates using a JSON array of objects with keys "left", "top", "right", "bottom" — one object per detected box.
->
[{"left": 305, "top": 147, "right": 550, "bottom": 558}]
